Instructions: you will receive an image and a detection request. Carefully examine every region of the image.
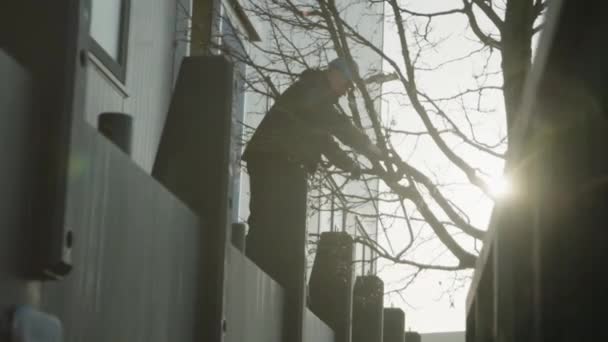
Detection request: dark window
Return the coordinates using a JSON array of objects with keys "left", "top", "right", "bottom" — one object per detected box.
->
[{"left": 89, "top": 0, "right": 130, "bottom": 82}]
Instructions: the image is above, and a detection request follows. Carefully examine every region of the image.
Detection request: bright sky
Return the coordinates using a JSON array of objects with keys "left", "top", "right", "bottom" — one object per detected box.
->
[{"left": 377, "top": 0, "right": 506, "bottom": 333}]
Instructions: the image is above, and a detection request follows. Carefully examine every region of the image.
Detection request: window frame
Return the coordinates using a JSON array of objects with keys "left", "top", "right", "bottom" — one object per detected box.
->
[{"left": 88, "top": 0, "right": 131, "bottom": 83}]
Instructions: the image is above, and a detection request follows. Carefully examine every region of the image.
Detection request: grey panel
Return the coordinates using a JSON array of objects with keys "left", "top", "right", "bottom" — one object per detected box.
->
[
  {"left": 224, "top": 246, "right": 284, "bottom": 342},
  {"left": 42, "top": 121, "right": 203, "bottom": 342},
  {"left": 303, "top": 309, "right": 334, "bottom": 342}
]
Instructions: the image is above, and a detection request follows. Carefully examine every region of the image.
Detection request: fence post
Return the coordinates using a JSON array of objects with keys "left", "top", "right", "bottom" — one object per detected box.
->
[
  {"left": 352, "top": 275, "right": 384, "bottom": 342},
  {"left": 98, "top": 112, "right": 133, "bottom": 155},
  {"left": 309, "top": 232, "right": 354, "bottom": 342},
  {"left": 404, "top": 331, "right": 421, "bottom": 342},
  {"left": 383, "top": 308, "right": 405, "bottom": 342}
]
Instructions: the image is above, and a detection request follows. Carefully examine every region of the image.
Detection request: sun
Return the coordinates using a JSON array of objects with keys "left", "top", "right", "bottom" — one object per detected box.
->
[{"left": 488, "top": 175, "right": 512, "bottom": 198}]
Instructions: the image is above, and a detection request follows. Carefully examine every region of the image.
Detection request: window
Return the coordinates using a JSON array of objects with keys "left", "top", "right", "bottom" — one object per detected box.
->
[{"left": 89, "top": 0, "right": 130, "bottom": 82}]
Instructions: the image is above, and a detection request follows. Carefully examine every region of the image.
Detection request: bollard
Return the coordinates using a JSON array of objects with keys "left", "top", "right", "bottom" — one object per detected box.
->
[
  {"left": 383, "top": 308, "right": 405, "bottom": 342},
  {"left": 404, "top": 331, "right": 421, "bottom": 342},
  {"left": 309, "top": 232, "right": 354, "bottom": 342},
  {"left": 352, "top": 275, "right": 384, "bottom": 342},
  {"left": 98, "top": 112, "right": 133, "bottom": 155}
]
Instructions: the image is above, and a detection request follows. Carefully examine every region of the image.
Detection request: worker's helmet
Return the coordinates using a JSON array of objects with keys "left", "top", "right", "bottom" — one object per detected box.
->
[{"left": 328, "top": 58, "right": 359, "bottom": 82}]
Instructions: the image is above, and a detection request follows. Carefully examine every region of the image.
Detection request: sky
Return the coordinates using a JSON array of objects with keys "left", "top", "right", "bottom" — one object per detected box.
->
[{"left": 376, "top": 0, "right": 507, "bottom": 333}]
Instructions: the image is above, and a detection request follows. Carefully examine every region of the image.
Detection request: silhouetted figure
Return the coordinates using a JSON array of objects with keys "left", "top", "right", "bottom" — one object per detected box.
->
[{"left": 242, "top": 58, "right": 381, "bottom": 287}]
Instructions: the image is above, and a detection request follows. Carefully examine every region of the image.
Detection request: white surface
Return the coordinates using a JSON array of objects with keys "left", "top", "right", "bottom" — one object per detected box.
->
[{"left": 91, "top": 0, "right": 123, "bottom": 59}]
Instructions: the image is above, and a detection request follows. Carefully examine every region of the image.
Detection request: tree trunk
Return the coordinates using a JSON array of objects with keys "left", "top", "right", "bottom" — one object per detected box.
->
[{"left": 501, "top": 0, "right": 535, "bottom": 140}]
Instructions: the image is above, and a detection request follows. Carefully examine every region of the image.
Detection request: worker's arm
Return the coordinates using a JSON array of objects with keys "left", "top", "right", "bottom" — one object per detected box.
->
[
  {"left": 283, "top": 72, "right": 382, "bottom": 159},
  {"left": 320, "top": 134, "right": 360, "bottom": 175},
  {"left": 317, "top": 107, "right": 383, "bottom": 160}
]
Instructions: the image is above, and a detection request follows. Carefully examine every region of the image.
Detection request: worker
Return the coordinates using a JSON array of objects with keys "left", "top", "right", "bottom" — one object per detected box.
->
[{"left": 242, "top": 57, "right": 382, "bottom": 287}]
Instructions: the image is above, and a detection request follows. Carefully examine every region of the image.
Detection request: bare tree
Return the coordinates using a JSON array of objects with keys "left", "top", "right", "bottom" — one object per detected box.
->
[{"left": 185, "top": 0, "right": 547, "bottom": 273}]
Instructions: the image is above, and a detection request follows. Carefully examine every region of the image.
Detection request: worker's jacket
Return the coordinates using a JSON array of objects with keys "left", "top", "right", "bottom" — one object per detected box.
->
[{"left": 242, "top": 69, "right": 373, "bottom": 173}]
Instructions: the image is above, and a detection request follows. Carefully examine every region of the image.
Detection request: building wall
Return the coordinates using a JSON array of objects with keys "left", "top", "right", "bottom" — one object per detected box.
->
[{"left": 84, "top": 0, "right": 191, "bottom": 172}]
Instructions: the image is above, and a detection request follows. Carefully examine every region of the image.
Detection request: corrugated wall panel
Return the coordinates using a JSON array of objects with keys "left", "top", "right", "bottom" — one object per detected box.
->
[
  {"left": 123, "top": 0, "right": 179, "bottom": 172},
  {"left": 83, "top": 64, "right": 125, "bottom": 127},
  {"left": 225, "top": 246, "right": 284, "bottom": 342}
]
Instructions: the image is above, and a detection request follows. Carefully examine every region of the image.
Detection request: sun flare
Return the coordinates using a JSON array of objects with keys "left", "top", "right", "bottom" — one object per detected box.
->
[{"left": 488, "top": 175, "right": 512, "bottom": 198}]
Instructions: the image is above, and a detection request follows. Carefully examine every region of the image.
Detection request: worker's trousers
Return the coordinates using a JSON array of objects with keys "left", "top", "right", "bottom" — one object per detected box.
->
[
  {"left": 245, "top": 154, "right": 308, "bottom": 342},
  {"left": 245, "top": 154, "right": 308, "bottom": 288}
]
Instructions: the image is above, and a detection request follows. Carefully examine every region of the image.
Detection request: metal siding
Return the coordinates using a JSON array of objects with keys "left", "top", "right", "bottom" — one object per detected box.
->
[
  {"left": 225, "top": 246, "right": 285, "bottom": 342},
  {"left": 84, "top": 0, "right": 182, "bottom": 173},
  {"left": 42, "top": 121, "right": 203, "bottom": 342},
  {"left": 83, "top": 64, "right": 126, "bottom": 127},
  {"left": 123, "top": 0, "right": 178, "bottom": 172}
]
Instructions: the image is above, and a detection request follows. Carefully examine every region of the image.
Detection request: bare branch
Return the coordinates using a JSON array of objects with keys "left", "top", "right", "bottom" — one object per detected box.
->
[
  {"left": 471, "top": 0, "right": 504, "bottom": 29},
  {"left": 462, "top": 0, "right": 502, "bottom": 49},
  {"left": 355, "top": 236, "right": 469, "bottom": 271}
]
